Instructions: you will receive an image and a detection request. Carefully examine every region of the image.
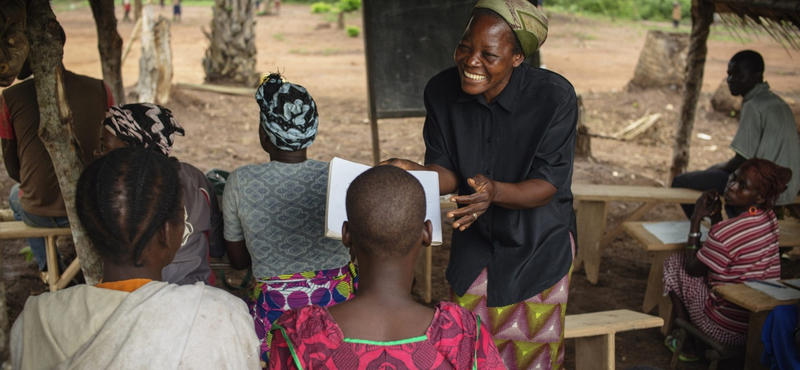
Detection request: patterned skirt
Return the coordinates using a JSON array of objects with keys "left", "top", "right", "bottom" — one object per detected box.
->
[
  {"left": 247, "top": 262, "right": 358, "bottom": 364},
  {"left": 452, "top": 235, "right": 575, "bottom": 370},
  {"left": 662, "top": 253, "right": 746, "bottom": 346}
]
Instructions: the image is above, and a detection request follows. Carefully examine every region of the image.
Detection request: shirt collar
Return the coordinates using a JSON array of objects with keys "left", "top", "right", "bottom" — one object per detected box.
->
[
  {"left": 743, "top": 82, "right": 769, "bottom": 102},
  {"left": 455, "top": 65, "right": 524, "bottom": 112}
]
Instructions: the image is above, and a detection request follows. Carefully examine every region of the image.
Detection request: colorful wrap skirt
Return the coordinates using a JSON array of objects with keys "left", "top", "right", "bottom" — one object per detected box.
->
[
  {"left": 452, "top": 235, "right": 575, "bottom": 370},
  {"left": 246, "top": 262, "right": 358, "bottom": 364}
]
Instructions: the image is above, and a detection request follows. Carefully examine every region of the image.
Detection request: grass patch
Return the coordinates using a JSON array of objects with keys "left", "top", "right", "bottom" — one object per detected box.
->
[
  {"left": 289, "top": 47, "right": 344, "bottom": 55},
  {"left": 273, "top": 33, "right": 285, "bottom": 41}
]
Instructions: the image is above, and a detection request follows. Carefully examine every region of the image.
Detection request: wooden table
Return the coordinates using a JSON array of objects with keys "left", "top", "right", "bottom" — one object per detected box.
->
[
  {"left": 573, "top": 184, "right": 702, "bottom": 284},
  {"left": 713, "top": 284, "right": 798, "bottom": 370}
]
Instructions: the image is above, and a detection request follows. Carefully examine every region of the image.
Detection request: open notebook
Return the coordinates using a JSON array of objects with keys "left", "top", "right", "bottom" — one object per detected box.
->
[{"left": 325, "top": 157, "right": 443, "bottom": 245}]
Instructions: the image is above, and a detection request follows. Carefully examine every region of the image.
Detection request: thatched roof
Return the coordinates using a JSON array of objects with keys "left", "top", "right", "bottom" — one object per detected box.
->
[{"left": 709, "top": 0, "right": 800, "bottom": 49}]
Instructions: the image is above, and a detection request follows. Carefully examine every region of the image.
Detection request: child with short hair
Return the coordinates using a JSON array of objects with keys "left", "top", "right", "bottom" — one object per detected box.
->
[{"left": 269, "top": 166, "right": 504, "bottom": 370}]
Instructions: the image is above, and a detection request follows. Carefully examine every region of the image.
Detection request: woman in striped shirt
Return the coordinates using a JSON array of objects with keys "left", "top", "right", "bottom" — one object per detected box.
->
[{"left": 663, "top": 158, "right": 792, "bottom": 360}]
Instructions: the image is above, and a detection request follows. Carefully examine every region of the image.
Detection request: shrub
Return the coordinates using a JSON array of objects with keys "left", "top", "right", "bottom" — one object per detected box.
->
[
  {"left": 345, "top": 25, "right": 360, "bottom": 37},
  {"left": 310, "top": 2, "right": 332, "bottom": 13},
  {"left": 337, "top": 0, "right": 360, "bottom": 12}
]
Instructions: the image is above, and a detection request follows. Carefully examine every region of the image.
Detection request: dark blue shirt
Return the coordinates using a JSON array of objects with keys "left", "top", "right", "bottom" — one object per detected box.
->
[{"left": 423, "top": 63, "right": 577, "bottom": 306}]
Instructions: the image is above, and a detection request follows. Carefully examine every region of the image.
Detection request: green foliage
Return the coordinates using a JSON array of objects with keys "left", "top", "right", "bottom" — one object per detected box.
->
[
  {"left": 547, "top": 0, "right": 691, "bottom": 21},
  {"left": 337, "top": 0, "right": 360, "bottom": 13},
  {"left": 18, "top": 246, "right": 34, "bottom": 263},
  {"left": 345, "top": 25, "right": 360, "bottom": 37},
  {"left": 273, "top": 33, "right": 285, "bottom": 41},
  {"left": 311, "top": 2, "right": 333, "bottom": 13}
]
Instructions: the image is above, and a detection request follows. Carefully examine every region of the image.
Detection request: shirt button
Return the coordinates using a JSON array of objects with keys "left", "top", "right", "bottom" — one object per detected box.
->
[
  {"left": 486, "top": 137, "right": 492, "bottom": 143},
  {"left": 485, "top": 169, "right": 491, "bottom": 175}
]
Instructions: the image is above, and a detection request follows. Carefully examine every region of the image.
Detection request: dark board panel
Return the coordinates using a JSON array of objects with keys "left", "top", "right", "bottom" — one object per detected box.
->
[{"left": 363, "top": 0, "right": 475, "bottom": 119}]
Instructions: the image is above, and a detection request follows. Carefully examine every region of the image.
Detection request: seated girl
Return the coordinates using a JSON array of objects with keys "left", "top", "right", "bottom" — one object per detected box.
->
[
  {"left": 222, "top": 73, "right": 355, "bottom": 364},
  {"left": 269, "top": 166, "right": 504, "bottom": 370},
  {"left": 96, "top": 103, "right": 224, "bottom": 285},
  {"left": 663, "top": 158, "right": 792, "bottom": 360},
  {"left": 11, "top": 147, "right": 260, "bottom": 369}
]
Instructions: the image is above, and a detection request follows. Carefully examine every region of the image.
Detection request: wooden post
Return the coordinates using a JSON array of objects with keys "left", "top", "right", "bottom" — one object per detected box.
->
[
  {"left": 668, "top": 0, "right": 714, "bottom": 183},
  {"left": 89, "top": 0, "right": 126, "bottom": 105},
  {"left": 25, "top": 0, "right": 103, "bottom": 285},
  {"left": 137, "top": 6, "right": 172, "bottom": 104}
]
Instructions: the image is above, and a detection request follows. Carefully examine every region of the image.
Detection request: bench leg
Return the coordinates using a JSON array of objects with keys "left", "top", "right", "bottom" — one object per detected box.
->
[
  {"left": 55, "top": 258, "right": 81, "bottom": 291},
  {"left": 576, "top": 200, "right": 608, "bottom": 284},
  {"left": 658, "top": 294, "right": 674, "bottom": 336},
  {"left": 643, "top": 251, "right": 673, "bottom": 313},
  {"left": 575, "top": 334, "right": 614, "bottom": 370},
  {"left": 45, "top": 235, "right": 59, "bottom": 292}
]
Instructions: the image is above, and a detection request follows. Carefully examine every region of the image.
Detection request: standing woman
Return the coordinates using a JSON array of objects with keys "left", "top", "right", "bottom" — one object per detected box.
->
[{"left": 385, "top": 1, "right": 578, "bottom": 369}]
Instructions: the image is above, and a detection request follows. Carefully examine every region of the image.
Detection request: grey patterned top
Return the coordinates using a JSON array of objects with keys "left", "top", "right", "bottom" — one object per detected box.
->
[{"left": 222, "top": 159, "right": 350, "bottom": 278}]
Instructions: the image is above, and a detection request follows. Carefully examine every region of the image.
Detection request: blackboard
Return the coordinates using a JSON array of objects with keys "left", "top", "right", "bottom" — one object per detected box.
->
[{"left": 362, "top": 0, "right": 475, "bottom": 119}]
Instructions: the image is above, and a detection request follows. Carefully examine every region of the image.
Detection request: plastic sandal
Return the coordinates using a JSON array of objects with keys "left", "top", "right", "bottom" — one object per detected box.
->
[{"left": 664, "top": 335, "right": 700, "bottom": 362}]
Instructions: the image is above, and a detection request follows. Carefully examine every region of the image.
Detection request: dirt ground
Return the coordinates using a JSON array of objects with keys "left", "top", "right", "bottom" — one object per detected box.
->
[{"left": 2, "top": 3, "right": 800, "bottom": 369}]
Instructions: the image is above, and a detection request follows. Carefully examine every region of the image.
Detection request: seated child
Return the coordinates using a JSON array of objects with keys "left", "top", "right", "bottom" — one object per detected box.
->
[
  {"left": 11, "top": 147, "right": 259, "bottom": 369},
  {"left": 223, "top": 73, "right": 355, "bottom": 364},
  {"left": 268, "top": 166, "right": 504, "bottom": 370}
]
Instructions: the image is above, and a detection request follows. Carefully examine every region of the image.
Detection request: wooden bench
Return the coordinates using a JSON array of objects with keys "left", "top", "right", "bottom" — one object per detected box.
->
[
  {"left": 573, "top": 184, "right": 800, "bottom": 285},
  {"left": 622, "top": 219, "right": 800, "bottom": 336},
  {"left": 0, "top": 221, "right": 77, "bottom": 292},
  {"left": 713, "top": 284, "right": 797, "bottom": 370},
  {"left": 564, "top": 309, "right": 663, "bottom": 370}
]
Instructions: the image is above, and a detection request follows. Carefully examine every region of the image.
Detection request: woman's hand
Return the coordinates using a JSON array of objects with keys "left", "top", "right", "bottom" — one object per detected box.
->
[
  {"left": 379, "top": 158, "right": 426, "bottom": 171},
  {"left": 448, "top": 175, "right": 495, "bottom": 232},
  {"left": 691, "top": 189, "right": 721, "bottom": 221}
]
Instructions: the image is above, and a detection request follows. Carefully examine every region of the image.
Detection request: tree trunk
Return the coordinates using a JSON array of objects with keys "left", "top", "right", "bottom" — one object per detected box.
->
[
  {"left": 669, "top": 0, "right": 714, "bottom": 184},
  {"left": 137, "top": 6, "right": 172, "bottom": 104},
  {"left": 337, "top": 11, "right": 345, "bottom": 29},
  {"left": 89, "top": 0, "right": 125, "bottom": 105},
  {"left": 203, "top": 0, "right": 257, "bottom": 85},
  {"left": 25, "top": 0, "right": 104, "bottom": 285},
  {"left": 134, "top": 0, "right": 143, "bottom": 22}
]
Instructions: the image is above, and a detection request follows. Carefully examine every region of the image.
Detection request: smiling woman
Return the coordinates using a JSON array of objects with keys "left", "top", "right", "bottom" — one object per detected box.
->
[{"left": 382, "top": 1, "right": 578, "bottom": 369}]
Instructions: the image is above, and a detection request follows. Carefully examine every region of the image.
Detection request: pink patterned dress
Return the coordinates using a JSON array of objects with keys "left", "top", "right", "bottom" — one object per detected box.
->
[{"left": 269, "top": 302, "right": 505, "bottom": 370}]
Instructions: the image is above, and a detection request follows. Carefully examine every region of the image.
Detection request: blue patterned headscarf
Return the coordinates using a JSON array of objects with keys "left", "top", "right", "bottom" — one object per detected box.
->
[{"left": 255, "top": 73, "right": 318, "bottom": 151}]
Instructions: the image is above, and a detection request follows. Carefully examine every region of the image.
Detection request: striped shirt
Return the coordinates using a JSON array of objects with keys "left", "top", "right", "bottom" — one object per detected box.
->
[{"left": 696, "top": 210, "right": 781, "bottom": 333}]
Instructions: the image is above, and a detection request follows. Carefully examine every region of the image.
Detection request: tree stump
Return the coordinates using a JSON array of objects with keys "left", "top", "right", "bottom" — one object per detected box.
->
[
  {"left": 575, "top": 95, "right": 592, "bottom": 158},
  {"left": 710, "top": 77, "right": 741, "bottom": 116},
  {"left": 203, "top": 0, "right": 257, "bottom": 85},
  {"left": 629, "top": 30, "right": 689, "bottom": 90},
  {"left": 137, "top": 6, "right": 172, "bottom": 104}
]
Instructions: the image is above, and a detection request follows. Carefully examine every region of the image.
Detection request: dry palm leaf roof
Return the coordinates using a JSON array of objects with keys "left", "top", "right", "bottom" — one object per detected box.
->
[{"left": 709, "top": 0, "right": 800, "bottom": 49}]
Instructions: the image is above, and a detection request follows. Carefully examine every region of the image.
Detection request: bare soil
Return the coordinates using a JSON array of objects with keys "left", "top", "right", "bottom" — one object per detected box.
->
[{"left": 3, "top": 4, "right": 800, "bottom": 369}]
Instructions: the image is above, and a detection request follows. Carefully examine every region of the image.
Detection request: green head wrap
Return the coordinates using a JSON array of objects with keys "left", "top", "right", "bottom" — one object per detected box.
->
[{"left": 473, "top": 0, "right": 548, "bottom": 58}]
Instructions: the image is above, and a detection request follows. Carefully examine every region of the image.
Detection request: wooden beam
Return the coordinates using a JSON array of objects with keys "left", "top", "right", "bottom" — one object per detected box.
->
[{"left": 668, "top": 0, "right": 715, "bottom": 183}]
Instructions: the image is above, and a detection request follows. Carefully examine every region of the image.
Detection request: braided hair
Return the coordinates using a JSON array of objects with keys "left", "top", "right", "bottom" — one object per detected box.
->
[
  {"left": 76, "top": 147, "right": 184, "bottom": 267},
  {"left": 738, "top": 158, "right": 793, "bottom": 210}
]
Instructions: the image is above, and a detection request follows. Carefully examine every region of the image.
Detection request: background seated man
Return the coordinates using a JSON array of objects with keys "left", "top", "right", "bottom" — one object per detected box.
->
[
  {"left": 672, "top": 50, "right": 800, "bottom": 217},
  {"left": 0, "top": 24, "right": 113, "bottom": 274}
]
